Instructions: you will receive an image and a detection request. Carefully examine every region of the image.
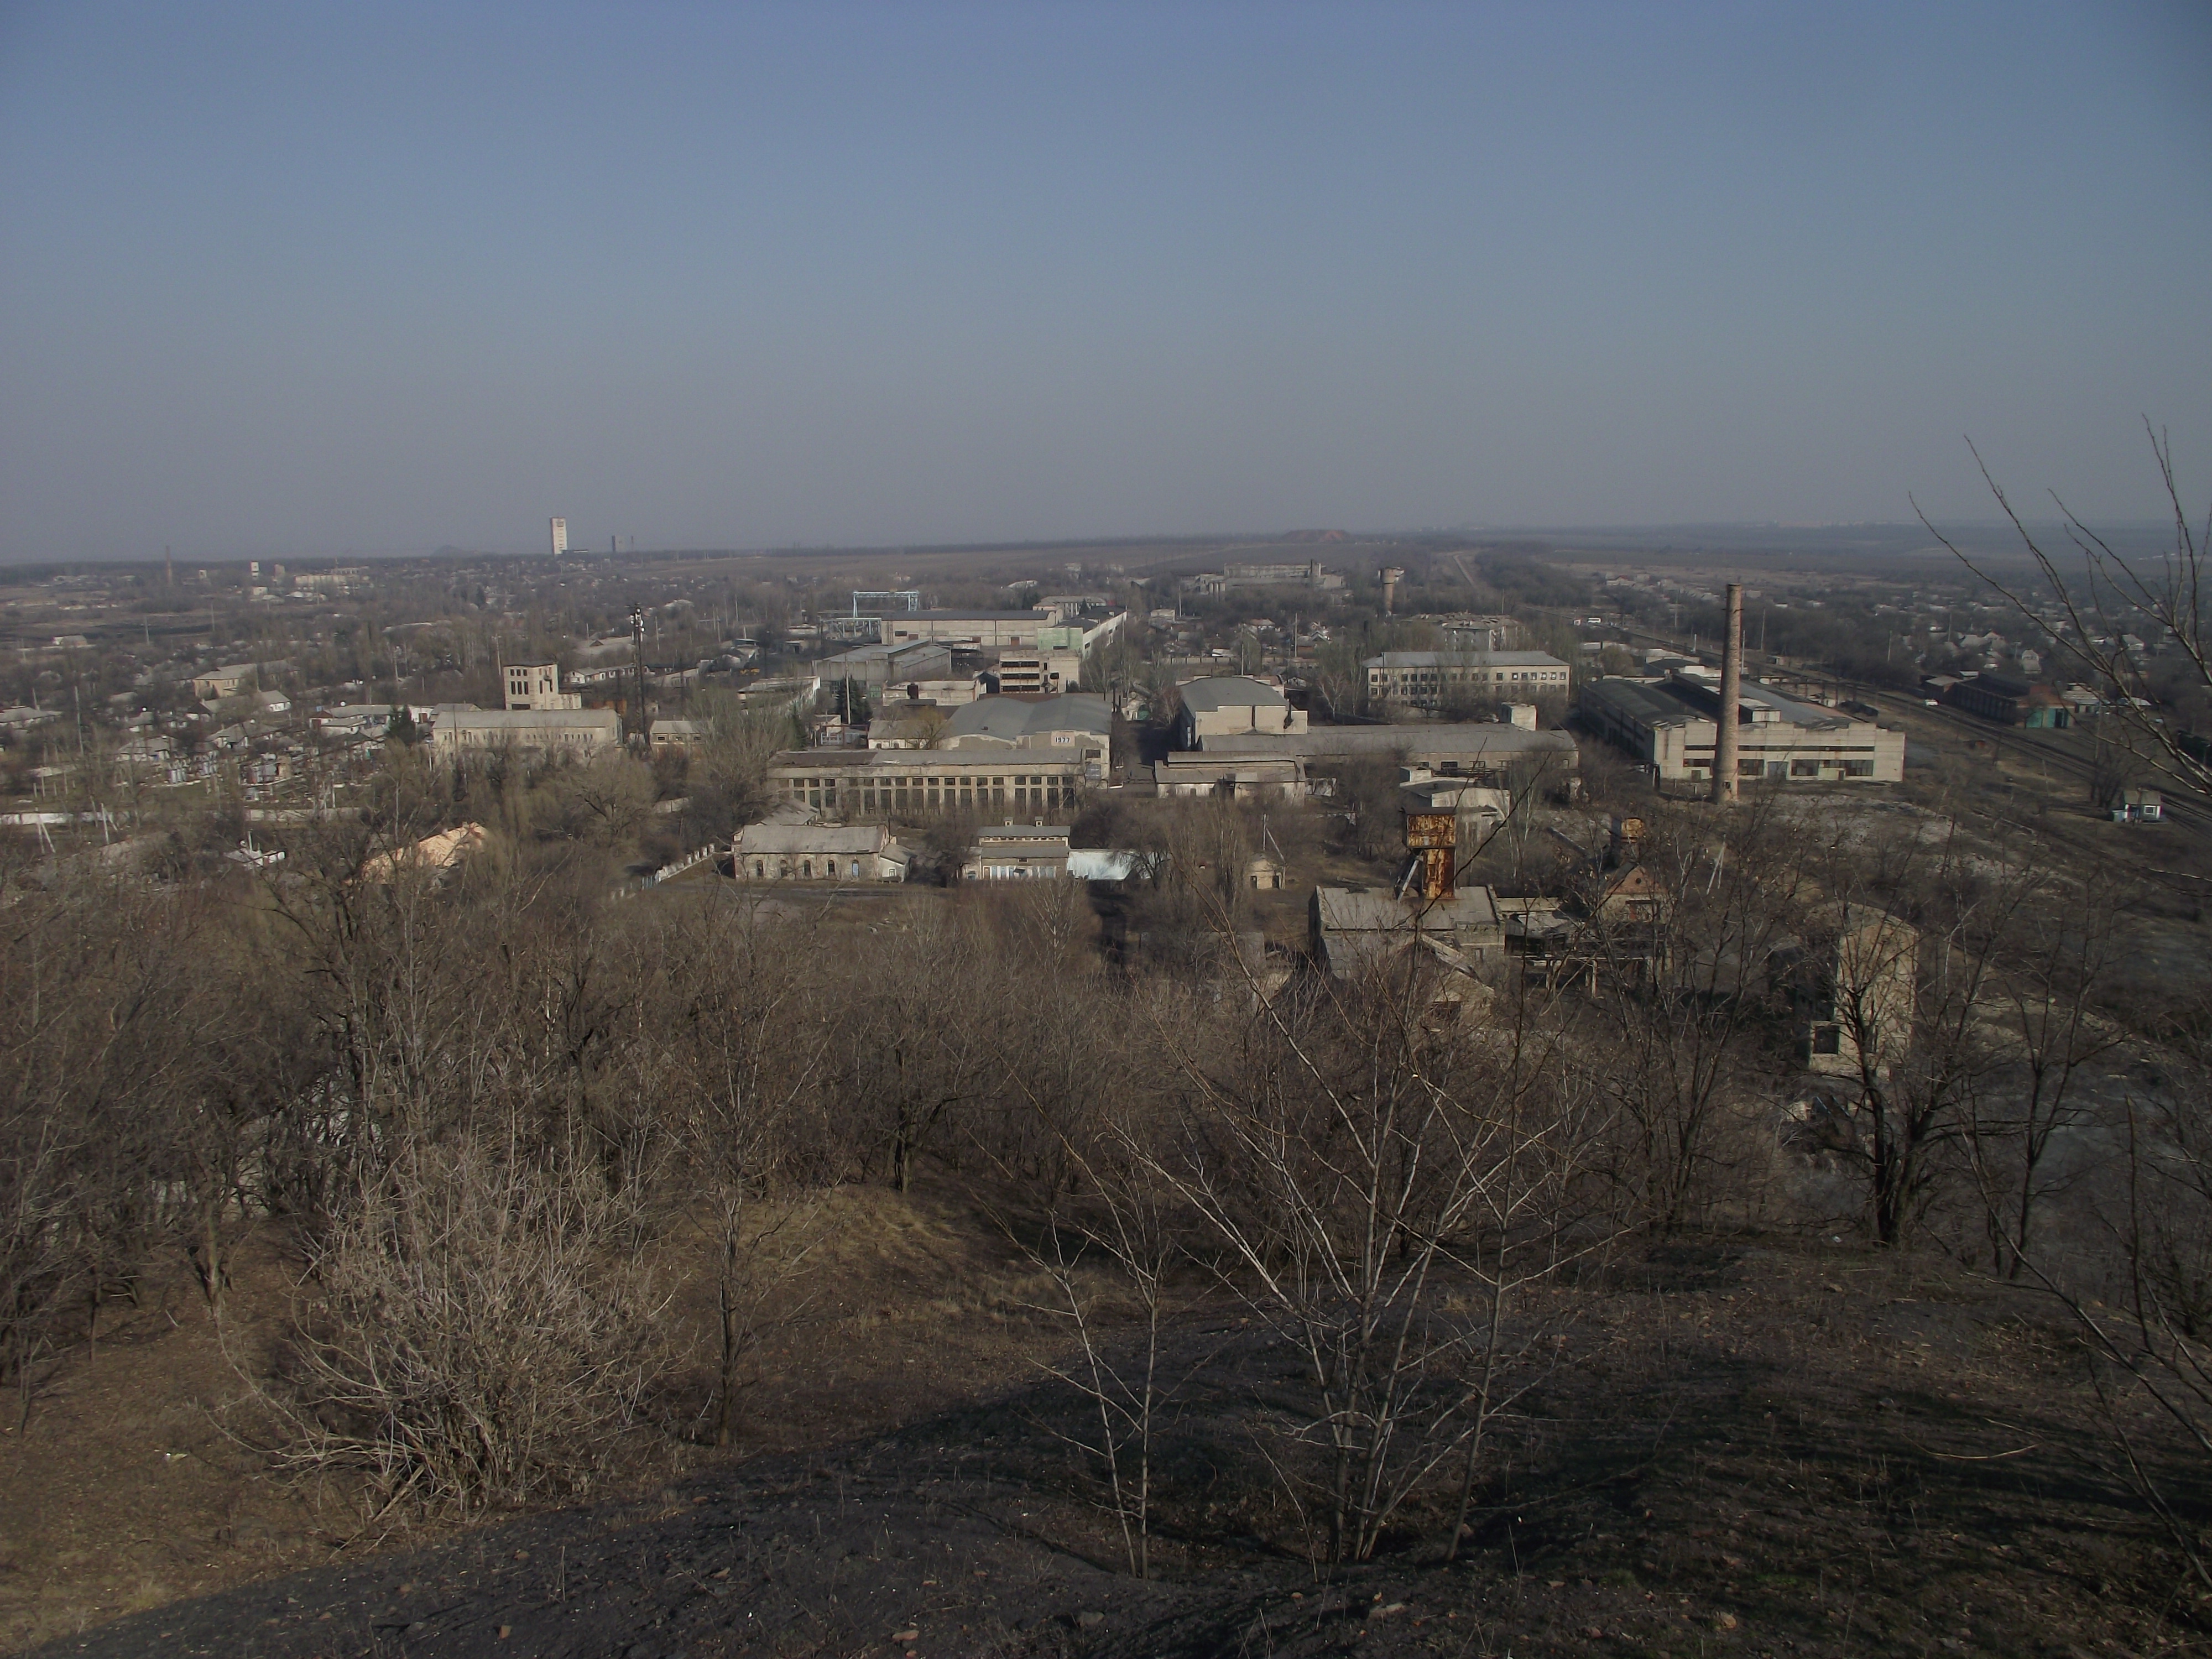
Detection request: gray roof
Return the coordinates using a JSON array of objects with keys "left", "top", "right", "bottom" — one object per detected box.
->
[
  {"left": 943, "top": 693, "right": 1110, "bottom": 745},
  {"left": 439, "top": 708, "right": 621, "bottom": 733},
  {"left": 1365, "top": 651, "right": 1568, "bottom": 669},
  {"left": 1580, "top": 675, "right": 1853, "bottom": 732},
  {"left": 737, "top": 824, "right": 895, "bottom": 856},
  {"left": 1177, "top": 675, "right": 1287, "bottom": 713},
  {"left": 1199, "top": 725, "right": 1575, "bottom": 762},
  {"left": 904, "top": 609, "right": 1053, "bottom": 622},
  {"left": 1314, "top": 887, "right": 1499, "bottom": 934},
  {"left": 975, "top": 823, "right": 1072, "bottom": 842}
]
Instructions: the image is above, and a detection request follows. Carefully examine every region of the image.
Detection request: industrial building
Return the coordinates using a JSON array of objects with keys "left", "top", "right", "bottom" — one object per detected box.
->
[
  {"left": 429, "top": 708, "right": 622, "bottom": 758},
  {"left": 885, "top": 610, "right": 1058, "bottom": 650},
  {"left": 1172, "top": 676, "right": 1308, "bottom": 747},
  {"left": 962, "top": 823, "right": 1073, "bottom": 880},
  {"left": 1152, "top": 754, "right": 1309, "bottom": 800},
  {"left": 940, "top": 693, "right": 1110, "bottom": 756},
  {"left": 1196, "top": 723, "right": 1578, "bottom": 788},
  {"left": 1189, "top": 561, "right": 1345, "bottom": 595},
  {"left": 1578, "top": 670, "right": 1904, "bottom": 785},
  {"left": 765, "top": 752, "right": 1088, "bottom": 818},
  {"left": 503, "top": 662, "right": 581, "bottom": 711},
  {"left": 1364, "top": 651, "right": 1572, "bottom": 709},
  {"left": 817, "top": 639, "right": 954, "bottom": 690},
  {"left": 734, "top": 823, "right": 911, "bottom": 883}
]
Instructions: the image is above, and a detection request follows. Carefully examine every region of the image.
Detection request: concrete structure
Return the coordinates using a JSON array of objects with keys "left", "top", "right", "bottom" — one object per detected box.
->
[
  {"left": 1783, "top": 904, "right": 1919, "bottom": 1078},
  {"left": 1380, "top": 566, "right": 1404, "bottom": 615},
  {"left": 818, "top": 639, "right": 954, "bottom": 691},
  {"left": 549, "top": 517, "right": 567, "bottom": 556},
  {"left": 765, "top": 750, "right": 1087, "bottom": 818},
  {"left": 1579, "top": 671, "right": 1904, "bottom": 785},
  {"left": 1399, "top": 766, "right": 1510, "bottom": 843},
  {"left": 1172, "top": 676, "right": 1308, "bottom": 748},
  {"left": 192, "top": 662, "right": 265, "bottom": 700},
  {"left": 886, "top": 611, "right": 1058, "bottom": 650},
  {"left": 735, "top": 822, "right": 910, "bottom": 883},
  {"left": 941, "top": 693, "right": 1110, "bottom": 758},
  {"left": 504, "top": 662, "right": 583, "bottom": 711},
  {"left": 878, "top": 676, "right": 985, "bottom": 709},
  {"left": 1364, "top": 651, "right": 1571, "bottom": 709},
  {"left": 962, "top": 823, "right": 1072, "bottom": 880},
  {"left": 1153, "top": 753, "right": 1308, "bottom": 800},
  {"left": 430, "top": 707, "right": 623, "bottom": 758},
  {"left": 649, "top": 718, "right": 706, "bottom": 748},
  {"left": 1310, "top": 886, "right": 1505, "bottom": 977},
  {"left": 315, "top": 703, "right": 395, "bottom": 740},
  {"left": 1036, "top": 610, "right": 1126, "bottom": 654},
  {"left": 993, "top": 653, "right": 1084, "bottom": 696},
  {"left": 1198, "top": 723, "right": 1578, "bottom": 785},
  {"left": 1190, "top": 561, "right": 1344, "bottom": 596},
  {"left": 1438, "top": 614, "right": 1526, "bottom": 653}
]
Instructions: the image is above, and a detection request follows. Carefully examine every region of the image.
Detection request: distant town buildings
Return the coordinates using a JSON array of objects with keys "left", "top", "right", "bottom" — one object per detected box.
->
[{"left": 1189, "top": 561, "right": 1345, "bottom": 596}]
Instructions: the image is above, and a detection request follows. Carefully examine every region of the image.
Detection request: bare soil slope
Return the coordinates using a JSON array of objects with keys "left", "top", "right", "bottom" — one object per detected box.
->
[{"left": 16, "top": 1216, "right": 2209, "bottom": 1658}]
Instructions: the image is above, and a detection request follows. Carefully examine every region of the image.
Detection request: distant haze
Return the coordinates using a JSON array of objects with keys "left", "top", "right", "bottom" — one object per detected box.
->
[{"left": 2, "top": 2, "right": 2208, "bottom": 561}]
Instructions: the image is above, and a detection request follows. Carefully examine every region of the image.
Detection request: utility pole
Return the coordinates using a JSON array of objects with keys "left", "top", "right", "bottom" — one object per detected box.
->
[{"left": 630, "top": 603, "right": 647, "bottom": 744}]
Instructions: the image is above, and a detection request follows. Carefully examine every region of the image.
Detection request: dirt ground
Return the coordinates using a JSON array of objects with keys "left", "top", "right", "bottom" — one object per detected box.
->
[{"left": 10, "top": 1178, "right": 2211, "bottom": 1659}]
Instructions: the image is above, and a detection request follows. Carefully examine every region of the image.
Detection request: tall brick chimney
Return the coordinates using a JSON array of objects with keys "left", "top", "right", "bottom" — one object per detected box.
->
[{"left": 1711, "top": 581, "right": 1743, "bottom": 804}]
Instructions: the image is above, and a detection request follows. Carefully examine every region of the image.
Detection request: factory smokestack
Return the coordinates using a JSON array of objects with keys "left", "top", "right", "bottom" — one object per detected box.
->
[{"left": 1711, "top": 581, "right": 1743, "bottom": 804}]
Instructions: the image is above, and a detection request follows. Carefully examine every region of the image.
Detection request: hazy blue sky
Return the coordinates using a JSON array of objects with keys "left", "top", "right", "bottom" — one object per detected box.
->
[{"left": 3, "top": 2, "right": 2208, "bottom": 560}]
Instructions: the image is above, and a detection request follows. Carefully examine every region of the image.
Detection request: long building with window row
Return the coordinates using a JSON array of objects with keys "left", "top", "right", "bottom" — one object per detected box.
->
[
  {"left": 1579, "top": 671, "right": 1903, "bottom": 784},
  {"left": 765, "top": 751, "right": 1089, "bottom": 820},
  {"left": 1364, "top": 650, "right": 1571, "bottom": 708}
]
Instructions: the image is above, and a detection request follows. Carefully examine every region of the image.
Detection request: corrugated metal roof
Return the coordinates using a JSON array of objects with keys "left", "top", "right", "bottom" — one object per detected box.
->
[
  {"left": 1177, "top": 675, "right": 1286, "bottom": 712},
  {"left": 735, "top": 824, "right": 894, "bottom": 855}
]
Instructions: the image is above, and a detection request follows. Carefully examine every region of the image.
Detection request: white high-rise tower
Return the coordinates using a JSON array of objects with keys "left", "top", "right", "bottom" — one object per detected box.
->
[{"left": 549, "top": 517, "right": 567, "bottom": 557}]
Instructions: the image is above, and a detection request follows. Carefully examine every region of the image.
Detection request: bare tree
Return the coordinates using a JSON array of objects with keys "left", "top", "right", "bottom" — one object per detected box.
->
[
  {"left": 1142, "top": 954, "right": 1610, "bottom": 1563},
  {"left": 1918, "top": 425, "right": 2211, "bottom": 801},
  {"left": 249, "top": 1137, "right": 671, "bottom": 1520},
  {"left": 1961, "top": 870, "right": 2124, "bottom": 1279}
]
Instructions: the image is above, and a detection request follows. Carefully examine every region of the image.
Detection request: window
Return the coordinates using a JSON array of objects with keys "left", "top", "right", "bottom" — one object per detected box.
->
[
  {"left": 1812, "top": 1024, "right": 1843, "bottom": 1056},
  {"left": 1842, "top": 760, "right": 1875, "bottom": 778},
  {"left": 1791, "top": 759, "right": 1820, "bottom": 777}
]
